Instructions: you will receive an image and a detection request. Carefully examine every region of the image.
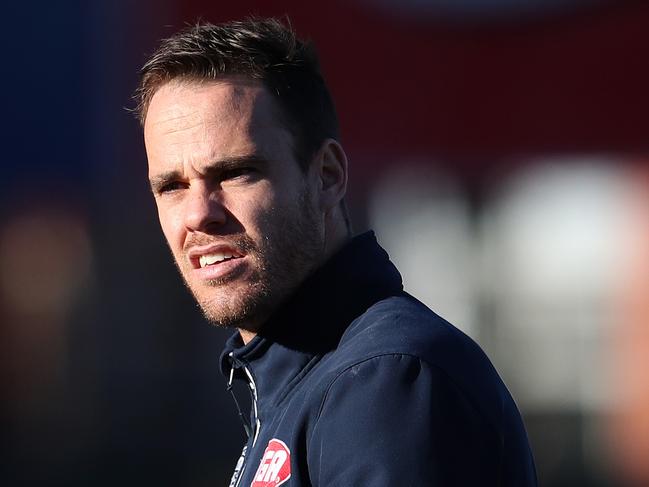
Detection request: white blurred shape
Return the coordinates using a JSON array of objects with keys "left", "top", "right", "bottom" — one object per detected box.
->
[
  {"left": 368, "top": 163, "right": 477, "bottom": 338},
  {"left": 481, "top": 159, "right": 628, "bottom": 411},
  {"left": 485, "top": 162, "right": 626, "bottom": 302}
]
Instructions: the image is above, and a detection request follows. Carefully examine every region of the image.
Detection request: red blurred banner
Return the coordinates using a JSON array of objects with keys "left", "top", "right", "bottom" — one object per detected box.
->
[{"left": 174, "top": 0, "right": 649, "bottom": 167}]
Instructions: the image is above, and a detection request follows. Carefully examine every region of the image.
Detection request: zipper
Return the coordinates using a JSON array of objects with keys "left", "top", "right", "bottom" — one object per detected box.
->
[
  {"left": 241, "top": 363, "right": 261, "bottom": 446},
  {"left": 226, "top": 355, "right": 252, "bottom": 439},
  {"left": 227, "top": 352, "right": 262, "bottom": 487}
]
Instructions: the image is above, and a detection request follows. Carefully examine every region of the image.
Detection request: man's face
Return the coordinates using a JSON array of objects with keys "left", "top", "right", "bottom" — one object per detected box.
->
[{"left": 144, "top": 79, "right": 325, "bottom": 332}]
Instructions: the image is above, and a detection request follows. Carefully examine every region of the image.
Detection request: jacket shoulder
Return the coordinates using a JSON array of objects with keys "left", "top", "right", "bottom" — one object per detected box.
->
[
  {"left": 339, "top": 293, "right": 491, "bottom": 374},
  {"left": 306, "top": 294, "right": 537, "bottom": 486},
  {"left": 326, "top": 293, "right": 514, "bottom": 428}
]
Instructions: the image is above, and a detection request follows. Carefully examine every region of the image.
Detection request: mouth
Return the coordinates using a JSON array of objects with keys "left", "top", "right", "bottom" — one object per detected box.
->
[
  {"left": 188, "top": 245, "right": 246, "bottom": 270},
  {"left": 198, "top": 250, "right": 243, "bottom": 268}
]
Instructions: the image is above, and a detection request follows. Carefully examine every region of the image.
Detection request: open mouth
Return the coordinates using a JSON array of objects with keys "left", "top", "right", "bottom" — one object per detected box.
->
[
  {"left": 187, "top": 243, "right": 247, "bottom": 272},
  {"left": 187, "top": 244, "right": 246, "bottom": 270},
  {"left": 198, "top": 250, "right": 243, "bottom": 268}
]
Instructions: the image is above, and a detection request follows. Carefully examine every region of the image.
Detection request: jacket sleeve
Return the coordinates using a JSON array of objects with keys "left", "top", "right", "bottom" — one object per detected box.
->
[{"left": 307, "top": 353, "right": 503, "bottom": 486}]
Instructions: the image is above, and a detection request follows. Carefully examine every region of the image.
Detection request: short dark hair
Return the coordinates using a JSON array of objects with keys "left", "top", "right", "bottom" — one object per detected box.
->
[{"left": 135, "top": 17, "right": 339, "bottom": 171}]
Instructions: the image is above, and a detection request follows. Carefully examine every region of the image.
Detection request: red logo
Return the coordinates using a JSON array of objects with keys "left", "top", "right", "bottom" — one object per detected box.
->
[{"left": 250, "top": 438, "right": 291, "bottom": 487}]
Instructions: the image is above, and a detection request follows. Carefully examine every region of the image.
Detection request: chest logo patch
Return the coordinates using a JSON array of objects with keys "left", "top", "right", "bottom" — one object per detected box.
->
[{"left": 251, "top": 438, "right": 291, "bottom": 487}]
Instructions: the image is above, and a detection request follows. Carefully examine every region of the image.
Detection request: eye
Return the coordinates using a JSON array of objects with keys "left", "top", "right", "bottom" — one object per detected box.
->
[
  {"left": 221, "top": 167, "right": 257, "bottom": 182},
  {"left": 156, "top": 180, "right": 188, "bottom": 195}
]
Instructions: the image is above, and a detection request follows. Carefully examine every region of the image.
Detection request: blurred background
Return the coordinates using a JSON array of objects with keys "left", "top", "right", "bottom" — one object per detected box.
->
[{"left": 2, "top": 0, "right": 649, "bottom": 485}]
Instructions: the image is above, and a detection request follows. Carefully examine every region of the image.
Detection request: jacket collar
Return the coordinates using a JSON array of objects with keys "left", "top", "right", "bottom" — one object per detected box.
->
[{"left": 219, "top": 231, "right": 403, "bottom": 409}]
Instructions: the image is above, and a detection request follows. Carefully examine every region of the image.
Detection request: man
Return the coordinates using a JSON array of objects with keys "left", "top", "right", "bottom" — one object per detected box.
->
[{"left": 137, "top": 18, "right": 537, "bottom": 486}]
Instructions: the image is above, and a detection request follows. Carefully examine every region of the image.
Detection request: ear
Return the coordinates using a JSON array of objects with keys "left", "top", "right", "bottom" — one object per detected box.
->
[{"left": 311, "top": 138, "right": 348, "bottom": 212}]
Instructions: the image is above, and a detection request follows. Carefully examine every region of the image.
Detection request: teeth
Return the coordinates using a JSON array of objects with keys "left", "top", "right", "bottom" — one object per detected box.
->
[{"left": 198, "top": 251, "right": 237, "bottom": 268}]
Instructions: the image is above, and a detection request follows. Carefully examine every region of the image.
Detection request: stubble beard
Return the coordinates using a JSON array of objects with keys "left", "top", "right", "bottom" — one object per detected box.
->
[{"left": 179, "top": 189, "right": 324, "bottom": 332}]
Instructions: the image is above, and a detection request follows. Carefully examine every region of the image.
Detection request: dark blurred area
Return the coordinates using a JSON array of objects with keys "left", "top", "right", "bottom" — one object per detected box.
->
[{"left": 2, "top": 1, "right": 648, "bottom": 485}]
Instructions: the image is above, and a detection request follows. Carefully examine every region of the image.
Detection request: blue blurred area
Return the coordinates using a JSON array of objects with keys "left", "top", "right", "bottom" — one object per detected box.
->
[
  {"left": 4, "top": 2, "right": 86, "bottom": 186},
  {"left": 2, "top": 2, "right": 243, "bottom": 486}
]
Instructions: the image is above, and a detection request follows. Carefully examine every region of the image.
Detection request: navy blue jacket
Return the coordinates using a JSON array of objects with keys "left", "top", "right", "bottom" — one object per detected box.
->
[{"left": 221, "top": 232, "right": 537, "bottom": 486}]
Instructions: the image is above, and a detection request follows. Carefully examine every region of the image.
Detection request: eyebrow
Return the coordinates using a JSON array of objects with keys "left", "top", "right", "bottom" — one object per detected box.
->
[{"left": 149, "top": 155, "right": 269, "bottom": 193}]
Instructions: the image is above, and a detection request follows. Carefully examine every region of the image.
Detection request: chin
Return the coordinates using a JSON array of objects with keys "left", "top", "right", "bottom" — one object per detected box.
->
[{"left": 196, "top": 284, "right": 273, "bottom": 331}]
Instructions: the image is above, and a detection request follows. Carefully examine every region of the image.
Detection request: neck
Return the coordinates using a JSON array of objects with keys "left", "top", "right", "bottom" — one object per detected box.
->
[
  {"left": 238, "top": 328, "right": 257, "bottom": 345},
  {"left": 324, "top": 209, "right": 351, "bottom": 258}
]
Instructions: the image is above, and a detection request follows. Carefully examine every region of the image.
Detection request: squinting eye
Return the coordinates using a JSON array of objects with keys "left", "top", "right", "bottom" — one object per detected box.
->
[
  {"left": 158, "top": 181, "right": 187, "bottom": 194},
  {"left": 222, "top": 167, "right": 256, "bottom": 181}
]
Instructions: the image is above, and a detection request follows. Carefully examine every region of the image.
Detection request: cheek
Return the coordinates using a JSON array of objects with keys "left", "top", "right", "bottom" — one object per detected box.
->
[
  {"left": 254, "top": 191, "right": 311, "bottom": 240},
  {"left": 226, "top": 185, "right": 278, "bottom": 230},
  {"left": 156, "top": 203, "right": 185, "bottom": 252}
]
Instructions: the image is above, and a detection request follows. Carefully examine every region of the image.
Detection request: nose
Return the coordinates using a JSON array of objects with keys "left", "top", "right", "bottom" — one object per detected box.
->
[{"left": 183, "top": 185, "right": 227, "bottom": 232}]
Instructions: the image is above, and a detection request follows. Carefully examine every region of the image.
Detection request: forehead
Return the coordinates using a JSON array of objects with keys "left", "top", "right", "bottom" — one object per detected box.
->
[
  {"left": 144, "top": 78, "right": 294, "bottom": 170},
  {"left": 145, "top": 78, "right": 277, "bottom": 136}
]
